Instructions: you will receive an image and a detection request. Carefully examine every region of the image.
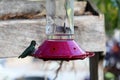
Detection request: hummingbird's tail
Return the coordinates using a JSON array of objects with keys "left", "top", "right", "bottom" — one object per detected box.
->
[{"left": 18, "top": 55, "right": 25, "bottom": 58}]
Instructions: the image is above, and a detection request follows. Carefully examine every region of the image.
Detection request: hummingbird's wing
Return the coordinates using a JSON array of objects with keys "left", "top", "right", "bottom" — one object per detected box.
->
[{"left": 18, "top": 46, "right": 35, "bottom": 58}]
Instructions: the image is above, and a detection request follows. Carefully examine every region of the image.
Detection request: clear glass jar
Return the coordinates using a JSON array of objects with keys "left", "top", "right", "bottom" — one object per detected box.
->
[{"left": 46, "top": 0, "right": 74, "bottom": 39}]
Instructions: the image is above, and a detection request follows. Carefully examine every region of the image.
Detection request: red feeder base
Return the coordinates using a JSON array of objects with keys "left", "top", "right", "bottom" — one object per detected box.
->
[{"left": 32, "top": 39, "right": 94, "bottom": 61}]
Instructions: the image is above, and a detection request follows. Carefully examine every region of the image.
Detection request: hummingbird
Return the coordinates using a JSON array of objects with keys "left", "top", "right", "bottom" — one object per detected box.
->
[{"left": 18, "top": 40, "right": 36, "bottom": 58}]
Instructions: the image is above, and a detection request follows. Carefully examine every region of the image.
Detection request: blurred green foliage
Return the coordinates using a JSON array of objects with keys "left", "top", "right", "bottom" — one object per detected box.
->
[
  {"left": 93, "top": 0, "right": 119, "bottom": 35},
  {"left": 77, "top": 0, "right": 120, "bottom": 35}
]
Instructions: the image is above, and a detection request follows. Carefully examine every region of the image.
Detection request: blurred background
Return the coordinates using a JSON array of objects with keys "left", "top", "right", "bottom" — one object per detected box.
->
[
  {"left": 92, "top": 0, "right": 120, "bottom": 80},
  {"left": 0, "top": 0, "right": 120, "bottom": 80}
]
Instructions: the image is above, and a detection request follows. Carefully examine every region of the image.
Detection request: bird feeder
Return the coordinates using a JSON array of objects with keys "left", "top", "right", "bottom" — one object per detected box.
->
[{"left": 32, "top": 0, "right": 94, "bottom": 60}]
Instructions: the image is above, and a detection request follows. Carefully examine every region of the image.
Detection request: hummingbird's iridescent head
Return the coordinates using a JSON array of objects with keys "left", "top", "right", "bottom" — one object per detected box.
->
[{"left": 31, "top": 40, "right": 36, "bottom": 46}]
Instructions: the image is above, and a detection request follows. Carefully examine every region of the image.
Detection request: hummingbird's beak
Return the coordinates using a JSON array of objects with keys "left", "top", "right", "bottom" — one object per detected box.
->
[{"left": 36, "top": 43, "right": 39, "bottom": 46}]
